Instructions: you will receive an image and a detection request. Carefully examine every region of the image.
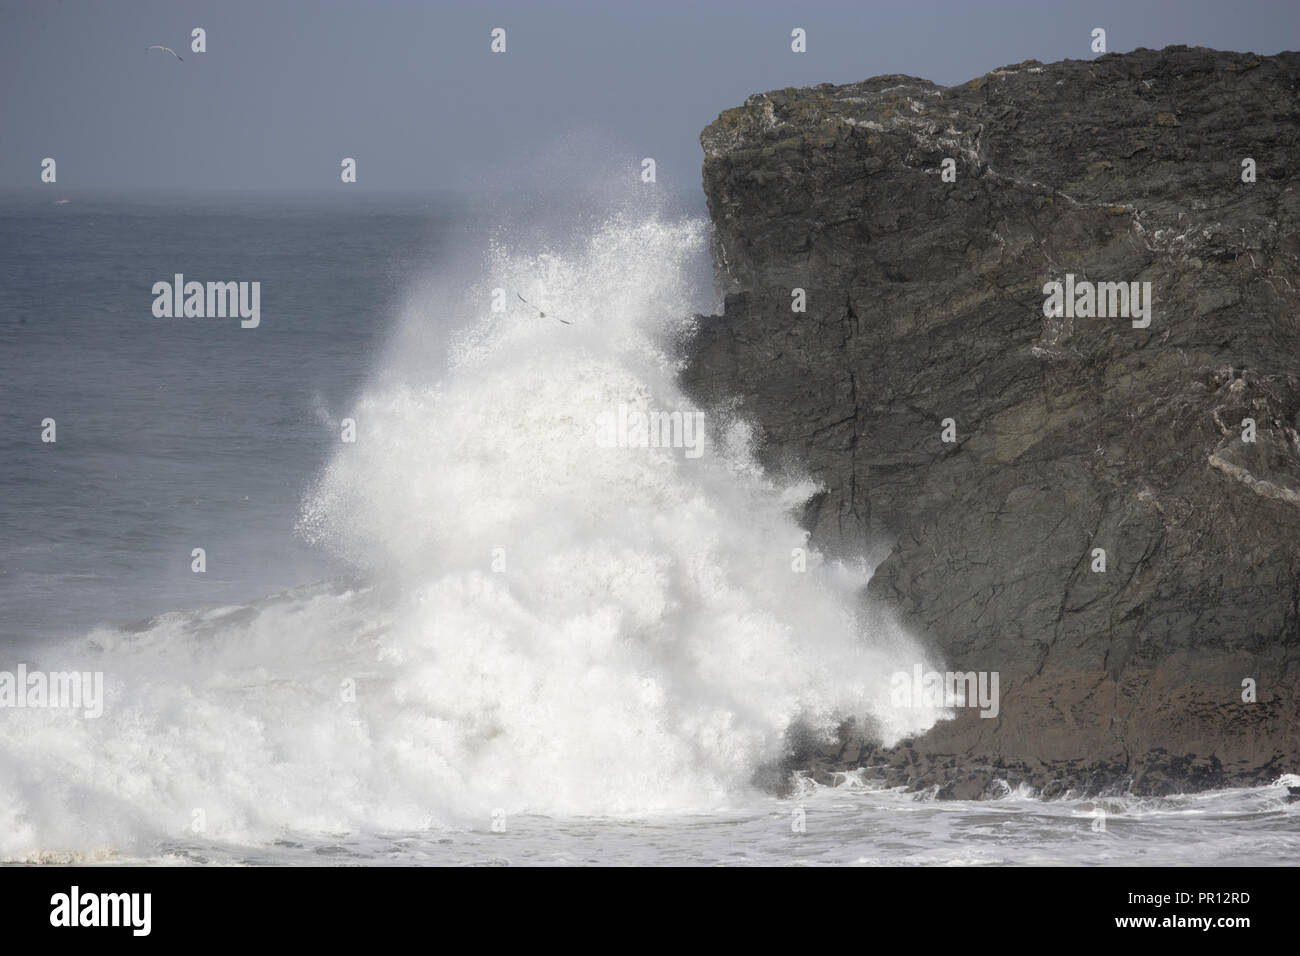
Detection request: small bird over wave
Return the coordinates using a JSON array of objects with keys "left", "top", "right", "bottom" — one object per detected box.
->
[
  {"left": 146, "top": 45, "right": 183, "bottom": 61},
  {"left": 517, "top": 293, "right": 570, "bottom": 325}
]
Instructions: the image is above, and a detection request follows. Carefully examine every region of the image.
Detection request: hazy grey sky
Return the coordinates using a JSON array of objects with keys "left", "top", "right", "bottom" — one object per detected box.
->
[{"left": 2, "top": 0, "right": 1296, "bottom": 196}]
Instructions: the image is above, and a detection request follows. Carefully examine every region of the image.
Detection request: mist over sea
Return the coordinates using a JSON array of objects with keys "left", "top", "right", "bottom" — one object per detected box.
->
[
  {"left": 0, "top": 193, "right": 455, "bottom": 640},
  {"left": 0, "top": 191, "right": 1295, "bottom": 866}
]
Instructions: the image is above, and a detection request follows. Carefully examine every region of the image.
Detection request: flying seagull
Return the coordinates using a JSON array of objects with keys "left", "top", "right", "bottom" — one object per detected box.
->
[
  {"left": 146, "top": 45, "right": 183, "bottom": 61},
  {"left": 517, "top": 293, "right": 570, "bottom": 325}
]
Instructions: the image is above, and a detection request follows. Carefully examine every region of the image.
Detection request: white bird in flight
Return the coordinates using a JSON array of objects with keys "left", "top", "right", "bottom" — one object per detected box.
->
[{"left": 146, "top": 44, "right": 183, "bottom": 61}]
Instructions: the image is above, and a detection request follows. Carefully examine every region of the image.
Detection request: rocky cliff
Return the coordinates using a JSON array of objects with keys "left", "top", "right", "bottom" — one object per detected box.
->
[{"left": 682, "top": 46, "right": 1300, "bottom": 796}]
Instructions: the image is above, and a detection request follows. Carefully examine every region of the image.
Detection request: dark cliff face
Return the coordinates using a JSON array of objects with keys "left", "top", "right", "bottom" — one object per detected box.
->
[{"left": 682, "top": 46, "right": 1300, "bottom": 796}]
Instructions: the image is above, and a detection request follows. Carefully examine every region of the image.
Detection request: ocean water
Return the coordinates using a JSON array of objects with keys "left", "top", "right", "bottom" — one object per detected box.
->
[
  {"left": 118, "top": 775, "right": 1300, "bottom": 867},
  {"left": 1, "top": 192, "right": 1295, "bottom": 866},
  {"left": 0, "top": 194, "right": 457, "bottom": 642}
]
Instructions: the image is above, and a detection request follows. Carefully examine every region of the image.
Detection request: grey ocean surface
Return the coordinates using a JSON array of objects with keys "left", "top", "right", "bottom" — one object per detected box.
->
[
  {"left": 0, "top": 194, "right": 455, "bottom": 642},
  {"left": 1, "top": 194, "right": 1296, "bottom": 866},
  {"left": 137, "top": 777, "right": 1300, "bottom": 867}
]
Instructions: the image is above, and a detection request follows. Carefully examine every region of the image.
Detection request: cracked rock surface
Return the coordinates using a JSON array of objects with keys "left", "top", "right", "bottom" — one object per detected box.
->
[{"left": 682, "top": 45, "right": 1300, "bottom": 796}]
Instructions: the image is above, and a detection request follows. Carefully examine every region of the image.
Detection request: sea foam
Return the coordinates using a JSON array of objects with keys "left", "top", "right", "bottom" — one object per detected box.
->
[{"left": 0, "top": 209, "right": 943, "bottom": 859}]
